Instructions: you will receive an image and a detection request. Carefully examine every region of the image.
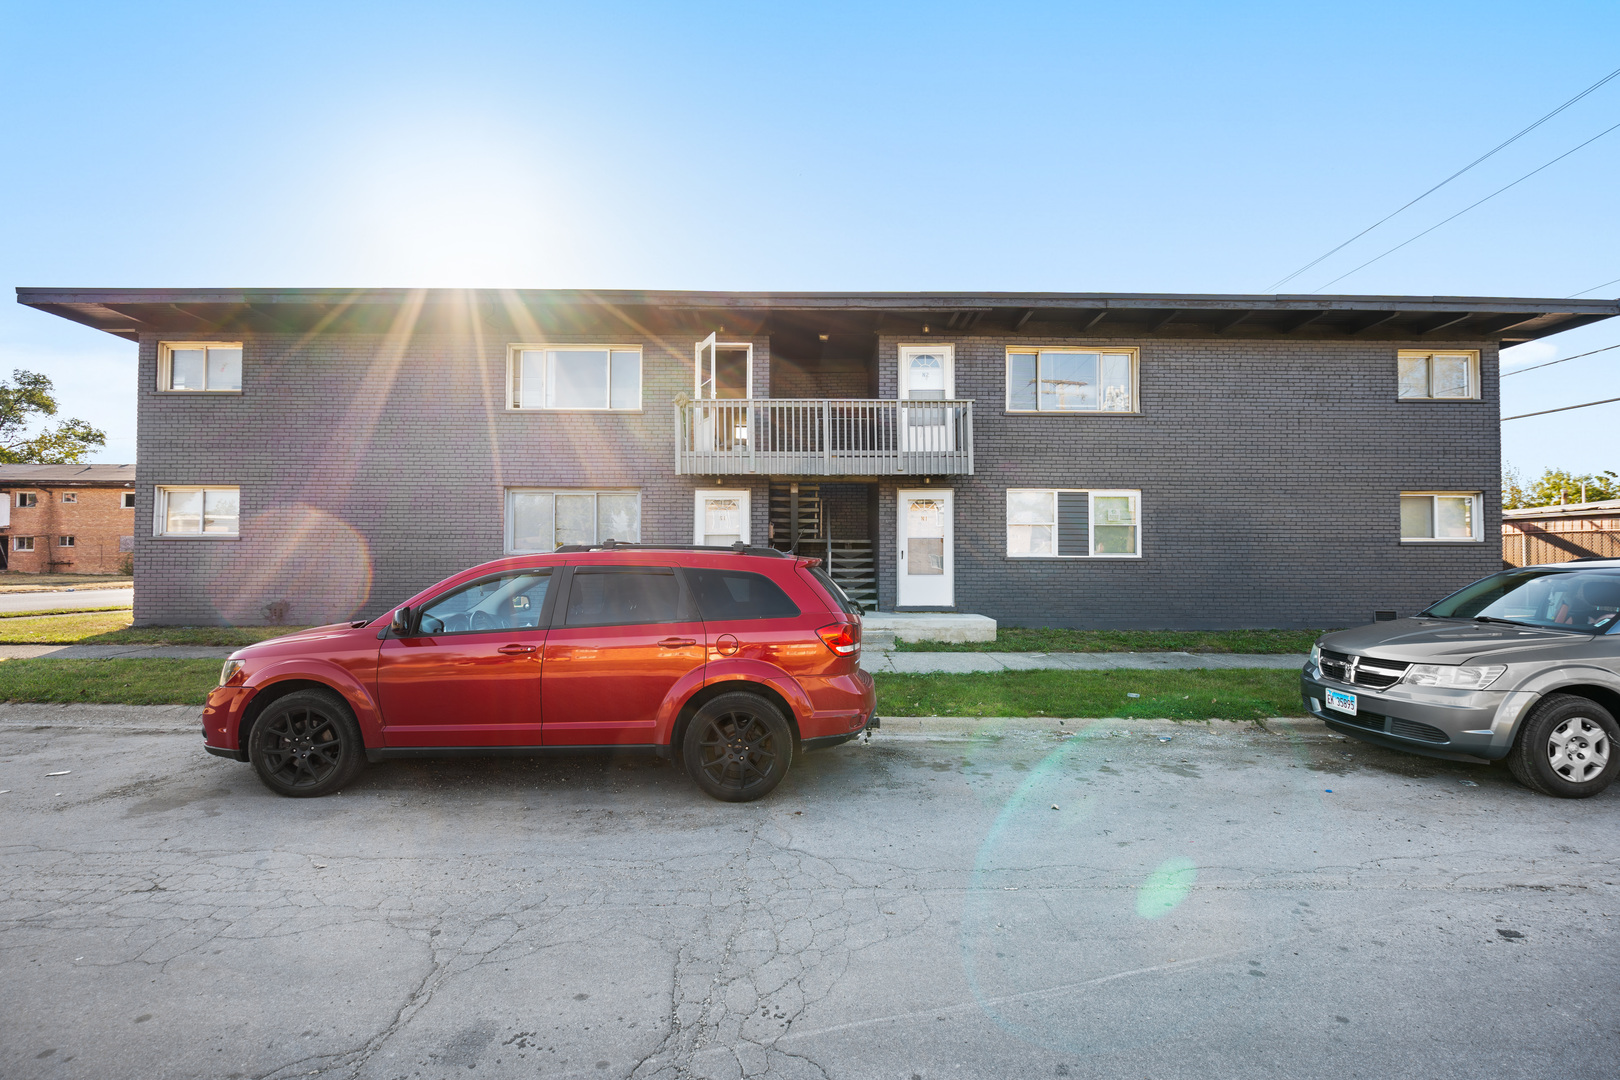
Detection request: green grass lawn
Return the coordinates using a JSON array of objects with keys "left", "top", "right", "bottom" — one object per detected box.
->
[
  {"left": 0, "top": 658, "right": 1305, "bottom": 717},
  {"left": 890, "top": 627, "right": 1324, "bottom": 654},
  {"left": 0, "top": 610, "right": 310, "bottom": 646},
  {"left": 874, "top": 668, "right": 1307, "bottom": 721},
  {"left": 0, "top": 658, "right": 222, "bottom": 705}
]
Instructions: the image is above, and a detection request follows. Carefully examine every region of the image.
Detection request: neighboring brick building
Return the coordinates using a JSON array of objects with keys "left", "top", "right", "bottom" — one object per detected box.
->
[
  {"left": 16, "top": 288, "right": 1619, "bottom": 627},
  {"left": 0, "top": 463, "right": 136, "bottom": 574}
]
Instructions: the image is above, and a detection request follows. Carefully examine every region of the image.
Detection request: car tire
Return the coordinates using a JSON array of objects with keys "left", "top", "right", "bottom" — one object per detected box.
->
[
  {"left": 1506, "top": 693, "right": 1619, "bottom": 799},
  {"left": 681, "top": 691, "right": 794, "bottom": 803},
  {"left": 249, "top": 688, "right": 367, "bottom": 798}
]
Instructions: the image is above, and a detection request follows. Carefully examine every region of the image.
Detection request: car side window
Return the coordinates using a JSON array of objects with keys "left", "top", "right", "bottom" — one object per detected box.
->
[
  {"left": 564, "top": 567, "right": 687, "bottom": 628},
  {"left": 417, "top": 571, "right": 551, "bottom": 635},
  {"left": 685, "top": 568, "right": 800, "bottom": 621}
]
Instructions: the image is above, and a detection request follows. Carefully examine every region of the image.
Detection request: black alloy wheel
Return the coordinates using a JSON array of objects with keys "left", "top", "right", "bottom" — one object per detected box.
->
[
  {"left": 249, "top": 689, "right": 366, "bottom": 798},
  {"left": 682, "top": 692, "right": 793, "bottom": 802}
]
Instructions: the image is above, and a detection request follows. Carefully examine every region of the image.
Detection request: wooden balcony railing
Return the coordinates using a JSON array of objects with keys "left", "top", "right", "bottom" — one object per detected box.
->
[{"left": 675, "top": 398, "right": 974, "bottom": 476}]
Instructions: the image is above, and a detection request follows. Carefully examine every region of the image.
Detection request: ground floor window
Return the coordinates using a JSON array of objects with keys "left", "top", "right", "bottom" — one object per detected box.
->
[
  {"left": 694, "top": 489, "right": 750, "bottom": 546},
  {"left": 507, "top": 489, "right": 641, "bottom": 553},
  {"left": 12, "top": 536, "right": 34, "bottom": 552},
  {"left": 1007, "top": 488, "right": 1140, "bottom": 557},
  {"left": 155, "top": 486, "right": 240, "bottom": 537},
  {"left": 1400, "top": 492, "right": 1481, "bottom": 542}
]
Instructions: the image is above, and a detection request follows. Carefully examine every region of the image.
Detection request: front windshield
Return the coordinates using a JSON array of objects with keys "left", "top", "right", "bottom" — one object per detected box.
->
[{"left": 1424, "top": 567, "right": 1620, "bottom": 631}]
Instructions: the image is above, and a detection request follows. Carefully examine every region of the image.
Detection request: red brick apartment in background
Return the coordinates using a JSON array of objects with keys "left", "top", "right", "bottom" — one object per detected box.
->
[{"left": 0, "top": 464, "right": 136, "bottom": 574}]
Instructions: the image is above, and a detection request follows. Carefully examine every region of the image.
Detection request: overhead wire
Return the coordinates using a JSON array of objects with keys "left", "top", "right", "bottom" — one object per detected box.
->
[
  {"left": 1503, "top": 396, "right": 1620, "bottom": 421},
  {"left": 1265, "top": 64, "right": 1620, "bottom": 292},
  {"left": 1310, "top": 119, "right": 1620, "bottom": 292},
  {"left": 1568, "top": 275, "right": 1620, "bottom": 298},
  {"left": 1502, "top": 341, "right": 1620, "bottom": 377}
]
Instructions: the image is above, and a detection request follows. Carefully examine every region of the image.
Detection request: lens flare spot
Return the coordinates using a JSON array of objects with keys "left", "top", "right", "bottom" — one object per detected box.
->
[{"left": 1135, "top": 856, "right": 1197, "bottom": 919}]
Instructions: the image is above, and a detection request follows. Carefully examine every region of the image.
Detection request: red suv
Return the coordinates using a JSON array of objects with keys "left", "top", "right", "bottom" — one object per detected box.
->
[{"left": 202, "top": 544, "right": 877, "bottom": 802}]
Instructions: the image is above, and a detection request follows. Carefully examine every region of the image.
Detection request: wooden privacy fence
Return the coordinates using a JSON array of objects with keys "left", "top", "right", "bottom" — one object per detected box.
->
[
  {"left": 1502, "top": 517, "right": 1620, "bottom": 567},
  {"left": 675, "top": 398, "right": 975, "bottom": 476}
]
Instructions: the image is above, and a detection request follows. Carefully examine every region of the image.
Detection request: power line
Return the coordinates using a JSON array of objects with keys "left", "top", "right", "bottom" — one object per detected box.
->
[
  {"left": 1503, "top": 395, "right": 1620, "bottom": 421},
  {"left": 1265, "top": 64, "right": 1620, "bottom": 292},
  {"left": 1569, "top": 275, "right": 1620, "bottom": 298},
  {"left": 1312, "top": 119, "right": 1620, "bottom": 292},
  {"left": 1502, "top": 341, "right": 1620, "bottom": 377}
]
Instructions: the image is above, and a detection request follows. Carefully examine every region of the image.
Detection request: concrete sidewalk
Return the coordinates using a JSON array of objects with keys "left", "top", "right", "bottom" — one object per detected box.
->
[
  {"left": 868, "top": 650, "right": 1306, "bottom": 673},
  {"left": 0, "top": 644, "right": 231, "bottom": 660}
]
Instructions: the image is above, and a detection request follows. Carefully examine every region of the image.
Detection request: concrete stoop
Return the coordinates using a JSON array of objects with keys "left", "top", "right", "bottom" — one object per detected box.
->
[{"left": 862, "top": 611, "right": 996, "bottom": 645}]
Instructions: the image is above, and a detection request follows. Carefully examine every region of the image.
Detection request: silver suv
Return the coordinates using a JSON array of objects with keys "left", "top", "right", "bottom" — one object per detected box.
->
[{"left": 1301, "top": 562, "right": 1620, "bottom": 798}]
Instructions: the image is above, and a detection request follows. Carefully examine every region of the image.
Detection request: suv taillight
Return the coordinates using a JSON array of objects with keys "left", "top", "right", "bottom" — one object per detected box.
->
[{"left": 817, "top": 621, "right": 860, "bottom": 656}]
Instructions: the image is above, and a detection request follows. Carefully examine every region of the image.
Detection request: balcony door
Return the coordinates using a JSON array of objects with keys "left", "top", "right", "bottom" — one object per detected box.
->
[
  {"left": 899, "top": 345, "right": 956, "bottom": 453},
  {"left": 695, "top": 334, "right": 753, "bottom": 452},
  {"left": 897, "top": 489, "right": 953, "bottom": 608}
]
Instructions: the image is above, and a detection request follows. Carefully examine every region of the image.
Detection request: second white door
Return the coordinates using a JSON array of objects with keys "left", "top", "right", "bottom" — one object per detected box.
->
[
  {"left": 897, "top": 488, "right": 953, "bottom": 607},
  {"left": 695, "top": 490, "right": 750, "bottom": 546}
]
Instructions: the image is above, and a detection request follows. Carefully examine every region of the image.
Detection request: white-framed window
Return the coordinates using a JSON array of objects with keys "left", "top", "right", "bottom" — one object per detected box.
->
[
  {"left": 155, "top": 486, "right": 240, "bottom": 537},
  {"left": 15, "top": 492, "right": 36, "bottom": 508},
  {"left": 1400, "top": 492, "right": 1482, "bottom": 542},
  {"left": 1007, "top": 488, "right": 1141, "bottom": 558},
  {"left": 158, "top": 342, "right": 243, "bottom": 393},
  {"left": 122, "top": 491, "right": 136, "bottom": 509},
  {"left": 1006, "top": 347, "right": 1138, "bottom": 413},
  {"left": 61, "top": 492, "right": 76, "bottom": 504},
  {"left": 694, "top": 489, "right": 751, "bottom": 546},
  {"left": 507, "top": 344, "right": 642, "bottom": 411},
  {"left": 58, "top": 535, "right": 74, "bottom": 547},
  {"left": 506, "top": 489, "right": 641, "bottom": 553},
  {"left": 1397, "top": 350, "right": 1479, "bottom": 400},
  {"left": 12, "top": 536, "right": 34, "bottom": 552}
]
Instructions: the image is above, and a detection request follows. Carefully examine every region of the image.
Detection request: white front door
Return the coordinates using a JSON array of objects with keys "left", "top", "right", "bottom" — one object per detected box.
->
[
  {"left": 897, "top": 488, "right": 953, "bottom": 607},
  {"left": 899, "top": 345, "right": 956, "bottom": 453},
  {"left": 695, "top": 489, "right": 750, "bottom": 546}
]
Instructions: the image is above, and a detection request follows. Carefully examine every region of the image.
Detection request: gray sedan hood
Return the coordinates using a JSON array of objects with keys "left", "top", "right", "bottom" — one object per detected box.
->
[{"left": 1320, "top": 618, "right": 1592, "bottom": 664}]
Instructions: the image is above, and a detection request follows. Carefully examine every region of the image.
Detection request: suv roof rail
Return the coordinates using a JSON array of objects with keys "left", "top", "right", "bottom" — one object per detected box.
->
[{"left": 553, "top": 540, "right": 792, "bottom": 558}]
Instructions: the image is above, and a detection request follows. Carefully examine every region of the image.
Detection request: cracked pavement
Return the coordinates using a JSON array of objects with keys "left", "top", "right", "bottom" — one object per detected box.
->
[{"left": 2, "top": 707, "right": 1618, "bottom": 1079}]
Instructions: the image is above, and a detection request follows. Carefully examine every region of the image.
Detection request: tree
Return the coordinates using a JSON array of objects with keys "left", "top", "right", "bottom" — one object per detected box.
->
[
  {"left": 1503, "top": 465, "right": 1619, "bottom": 509},
  {"left": 0, "top": 370, "right": 107, "bottom": 465}
]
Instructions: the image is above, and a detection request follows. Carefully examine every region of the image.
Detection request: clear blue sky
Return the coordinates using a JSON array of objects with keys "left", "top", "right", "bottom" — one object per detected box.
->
[{"left": 3, "top": 0, "right": 1617, "bottom": 479}]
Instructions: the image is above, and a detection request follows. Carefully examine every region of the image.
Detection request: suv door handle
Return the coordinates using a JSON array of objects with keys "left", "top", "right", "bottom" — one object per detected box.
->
[
  {"left": 658, "top": 637, "right": 697, "bottom": 648},
  {"left": 497, "top": 644, "right": 538, "bottom": 655}
]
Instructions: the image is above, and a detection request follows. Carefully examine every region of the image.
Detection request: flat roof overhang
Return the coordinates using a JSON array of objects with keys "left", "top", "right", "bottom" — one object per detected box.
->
[{"left": 15, "top": 287, "right": 1618, "bottom": 345}]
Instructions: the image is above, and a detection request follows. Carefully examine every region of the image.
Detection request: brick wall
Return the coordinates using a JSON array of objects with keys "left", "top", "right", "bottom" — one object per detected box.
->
[
  {"left": 771, "top": 362, "right": 873, "bottom": 400},
  {"left": 875, "top": 334, "right": 1502, "bottom": 628},
  {"left": 133, "top": 324, "right": 1503, "bottom": 629},
  {"left": 3, "top": 486, "right": 135, "bottom": 574}
]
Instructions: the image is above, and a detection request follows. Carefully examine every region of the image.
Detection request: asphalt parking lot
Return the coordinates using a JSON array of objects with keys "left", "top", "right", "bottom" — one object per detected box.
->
[{"left": 2, "top": 707, "right": 1617, "bottom": 1080}]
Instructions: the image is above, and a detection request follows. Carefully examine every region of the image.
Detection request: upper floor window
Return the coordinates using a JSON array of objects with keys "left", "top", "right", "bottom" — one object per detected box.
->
[
  {"left": 58, "top": 535, "right": 74, "bottom": 547},
  {"left": 506, "top": 489, "right": 641, "bottom": 553},
  {"left": 155, "top": 485, "right": 240, "bottom": 537},
  {"left": 508, "top": 345, "right": 641, "bottom": 411},
  {"left": 1400, "top": 492, "right": 1481, "bottom": 543},
  {"left": 1397, "top": 350, "right": 1478, "bottom": 400},
  {"left": 1007, "top": 488, "right": 1140, "bottom": 557},
  {"left": 15, "top": 492, "right": 35, "bottom": 508},
  {"left": 61, "top": 492, "right": 76, "bottom": 504},
  {"left": 1006, "top": 348, "right": 1137, "bottom": 413},
  {"left": 159, "top": 342, "right": 243, "bottom": 392}
]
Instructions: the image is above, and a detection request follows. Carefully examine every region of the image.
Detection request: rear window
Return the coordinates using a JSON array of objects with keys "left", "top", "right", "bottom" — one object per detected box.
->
[
  {"left": 565, "top": 567, "right": 685, "bottom": 627},
  {"left": 686, "top": 568, "right": 800, "bottom": 621},
  {"left": 804, "top": 564, "right": 859, "bottom": 616}
]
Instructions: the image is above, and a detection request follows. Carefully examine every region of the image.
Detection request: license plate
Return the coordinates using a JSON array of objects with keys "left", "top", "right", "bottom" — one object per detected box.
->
[{"left": 1324, "top": 688, "right": 1357, "bottom": 715}]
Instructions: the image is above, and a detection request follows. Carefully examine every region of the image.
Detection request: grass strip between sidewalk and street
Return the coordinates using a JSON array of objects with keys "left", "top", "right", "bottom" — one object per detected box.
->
[
  {"left": 875, "top": 668, "right": 1307, "bottom": 721},
  {"left": 890, "top": 627, "right": 1324, "bottom": 654},
  {"left": 0, "top": 611, "right": 310, "bottom": 645},
  {"left": 0, "top": 658, "right": 1308, "bottom": 717}
]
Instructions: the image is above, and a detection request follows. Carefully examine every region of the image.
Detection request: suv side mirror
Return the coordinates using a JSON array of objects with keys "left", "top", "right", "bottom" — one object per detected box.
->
[{"left": 390, "top": 606, "right": 413, "bottom": 636}]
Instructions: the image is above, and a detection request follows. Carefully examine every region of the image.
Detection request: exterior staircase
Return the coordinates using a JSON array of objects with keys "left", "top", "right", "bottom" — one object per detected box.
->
[{"left": 768, "top": 481, "right": 875, "bottom": 610}]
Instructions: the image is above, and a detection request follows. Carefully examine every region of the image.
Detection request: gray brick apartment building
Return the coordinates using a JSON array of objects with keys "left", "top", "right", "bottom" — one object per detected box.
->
[{"left": 18, "top": 288, "right": 1618, "bottom": 628}]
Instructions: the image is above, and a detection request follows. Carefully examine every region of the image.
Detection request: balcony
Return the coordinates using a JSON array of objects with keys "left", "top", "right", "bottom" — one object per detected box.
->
[{"left": 675, "top": 398, "right": 974, "bottom": 476}]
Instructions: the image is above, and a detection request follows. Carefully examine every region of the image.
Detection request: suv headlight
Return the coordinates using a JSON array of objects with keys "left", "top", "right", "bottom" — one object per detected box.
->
[
  {"left": 1403, "top": 663, "right": 1506, "bottom": 690},
  {"left": 1309, "top": 643, "right": 1321, "bottom": 668},
  {"left": 219, "top": 659, "right": 246, "bottom": 687}
]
